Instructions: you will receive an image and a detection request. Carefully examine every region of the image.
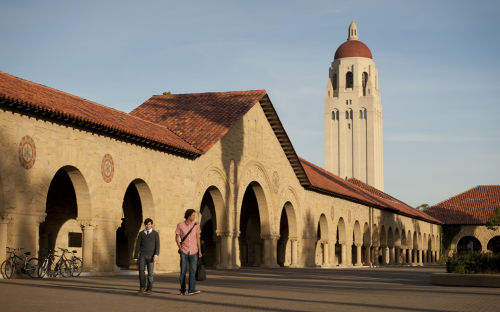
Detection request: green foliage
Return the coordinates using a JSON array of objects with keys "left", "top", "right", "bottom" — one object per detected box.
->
[
  {"left": 440, "top": 225, "right": 461, "bottom": 259},
  {"left": 446, "top": 251, "right": 500, "bottom": 274},
  {"left": 162, "top": 91, "right": 171, "bottom": 95},
  {"left": 486, "top": 207, "right": 500, "bottom": 231},
  {"left": 416, "top": 204, "right": 429, "bottom": 211}
]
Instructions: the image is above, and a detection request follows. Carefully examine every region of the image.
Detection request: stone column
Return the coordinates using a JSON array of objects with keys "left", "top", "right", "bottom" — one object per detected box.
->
[
  {"left": 0, "top": 214, "right": 13, "bottom": 263},
  {"left": 364, "top": 245, "right": 371, "bottom": 266},
  {"left": 125, "top": 232, "right": 139, "bottom": 269},
  {"left": 321, "top": 241, "right": 329, "bottom": 267},
  {"left": 261, "top": 236, "right": 272, "bottom": 268},
  {"left": 381, "top": 245, "right": 388, "bottom": 265},
  {"left": 412, "top": 249, "right": 417, "bottom": 265},
  {"left": 78, "top": 221, "right": 98, "bottom": 273},
  {"left": 355, "top": 243, "right": 362, "bottom": 266},
  {"left": 253, "top": 243, "right": 261, "bottom": 267},
  {"left": 269, "top": 235, "right": 279, "bottom": 268},
  {"left": 389, "top": 246, "right": 395, "bottom": 265},
  {"left": 373, "top": 245, "right": 380, "bottom": 266},
  {"left": 290, "top": 239, "right": 298, "bottom": 267},
  {"left": 213, "top": 236, "right": 221, "bottom": 266},
  {"left": 243, "top": 243, "right": 248, "bottom": 266},
  {"left": 340, "top": 243, "right": 347, "bottom": 266},
  {"left": 419, "top": 250, "right": 423, "bottom": 266},
  {"left": 395, "top": 246, "right": 400, "bottom": 265},
  {"left": 232, "top": 232, "right": 241, "bottom": 268},
  {"left": 217, "top": 233, "right": 230, "bottom": 269}
]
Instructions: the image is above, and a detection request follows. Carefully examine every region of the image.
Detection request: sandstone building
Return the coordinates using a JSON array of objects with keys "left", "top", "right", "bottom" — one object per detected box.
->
[
  {"left": 425, "top": 185, "right": 500, "bottom": 255},
  {"left": 324, "top": 21, "right": 384, "bottom": 191},
  {"left": 0, "top": 22, "right": 441, "bottom": 276}
]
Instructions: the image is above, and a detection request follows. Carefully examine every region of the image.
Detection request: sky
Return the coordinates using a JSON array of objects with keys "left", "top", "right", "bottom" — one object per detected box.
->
[{"left": 1, "top": 0, "right": 499, "bottom": 208}]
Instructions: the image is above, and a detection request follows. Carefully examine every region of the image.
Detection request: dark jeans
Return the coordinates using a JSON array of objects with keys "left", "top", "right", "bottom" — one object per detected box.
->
[
  {"left": 180, "top": 252, "right": 198, "bottom": 294},
  {"left": 139, "top": 254, "right": 154, "bottom": 290}
]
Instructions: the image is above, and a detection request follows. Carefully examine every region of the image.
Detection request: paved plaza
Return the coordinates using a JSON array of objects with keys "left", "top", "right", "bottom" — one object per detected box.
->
[{"left": 0, "top": 266, "right": 499, "bottom": 312}]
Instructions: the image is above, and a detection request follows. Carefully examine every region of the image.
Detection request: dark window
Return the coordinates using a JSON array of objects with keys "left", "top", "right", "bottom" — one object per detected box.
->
[
  {"left": 333, "top": 74, "right": 337, "bottom": 91},
  {"left": 350, "top": 110, "right": 353, "bottom": 119},
  {"left": 345, "top": 111, "right": 349, "bottom": 119},
  {"left": 346, "top": 100, "right": 348, "bottom": 105},
  {"left": 364, "top": 110, "right": 367, "bottom": 119},
  {"left": 346, "top": 72, "right": 353, "bottom": 88},
  {"left": 349, "top": 100, "right": 352, "bottom": 104},
  {"left": 68, "top": 232, "right": 82, "bottom": 248},
  {"left": 359, "top": 110, "right": 362, "bottom": 118},
  {"left": 336, "top": 111, "right": 339, "bottom": 120},
  {"left": 362, "top": 72, "right": 368, "bottom": 96},
  {"left": 332, "top": 111, "right": 336, "bottom": 120},
  {"left": 348, "top": 123, "right": 351, "bottom": 129}
]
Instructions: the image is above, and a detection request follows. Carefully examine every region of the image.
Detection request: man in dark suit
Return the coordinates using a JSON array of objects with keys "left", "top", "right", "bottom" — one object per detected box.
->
[{"left": 134, "top": 218, "right": 160, "bottom": 295}]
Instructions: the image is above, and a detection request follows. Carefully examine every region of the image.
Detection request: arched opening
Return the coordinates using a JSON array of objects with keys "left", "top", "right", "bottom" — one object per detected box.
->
[
  {"left": 239, "top": 182, "right": 272, "bottom": 267},
  {"left": 457, "top": 236, "right": 481, "bottom": 252},
  {"left": 400, "top": 230, "right": 407, "bottom": 264},
  {"left": 413, "top": 232, "right": 418, "bottom": 263},
  {"left": 39, "top": 166, "right": 91, "bottom": 271},
  {"left": 407, "top": 230, "right": 412, "bottom": 263},
  {"left": 487, "top": 236, "right": 500, "bottom": 253},
  {"left": 277, "top": 202, "right": 298, "bottom": 267},
  {"left": 379, "top": 226, "right": 387, "bottom": 265},
  {"left": 346, "top": 72, "right": 353, "bottom": 89},
  {"left": 316, "top": 214, "right": 330, "bottom": 267},
  {"left": 352, "top": 221, "right": 361, "bottom": 265},
  {"left": 362, "top": 223, "right": 370, "bottom": 265},
  {"left": 115, "top": 179, "right": 154, "bottom": 269},
  {"left": 335, "top": 218, "right": 346, "bottom": 266},
  {"left": 362, "top": 72, "right": 368, "bottom": 96},
  {"left": 333, "top": 73, "right": 337, "bottom": 91}
]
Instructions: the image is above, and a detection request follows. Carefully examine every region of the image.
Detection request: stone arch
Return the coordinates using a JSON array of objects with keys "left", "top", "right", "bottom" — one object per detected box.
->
[
  {"left": 394, "top": 228, "right": 401, "bottom": 247},
  {"left": 353, "top": 221, "right": 362, "bottom": 244},
  {"left": 363, "top": 222, "right": 370, "bottom": 244},
  {"left": 487, "top": 236, "right": 500, "bottom": 253},
  {"left": 413, "top": 232, "right": 418, "bottom": 249},
  {"left": 387, "top": 227, "right": 394, "bottom": 247},
  {"left": 380, "top": 225, "right": 387, "bottom": 246},
  {"left": 408, "top": 230, "right": 413, "bottom": 249},
  {"left": 318, "top": 214, "right": 329, "bottom": 241},
  {"left": 53, "top": 166, "right": 92, "bottom": 219},
  {"left": 193, "top": 166, "right": 230, "bottom": 233},
  {"left": 372, "top": 224, "right": 379, "bottom": 246},
  {"left": 236, "top": 163, "right": 274, "bottom": 236},
  {"left": 278, "top": 185, "right": 301, "bottom": 238},
  {"left": 337, "top": 217, "right": 347, "bottom": 243},
  {"left": 456, "top": 236, "right": 482, "bottom": 252},
  {"left": 401, "top": 229, "right": 407, "bottom": 247}
]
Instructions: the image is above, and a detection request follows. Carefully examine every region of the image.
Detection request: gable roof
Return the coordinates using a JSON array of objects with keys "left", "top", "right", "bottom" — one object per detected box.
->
[
  {"left": 300, "top": 158, "right": 442, "bottom": 224},
  {"left": 131, "top": 91, "right": 310, "bottom": 186},
  {"left": 425, "top": 185, "right": 500, "bottom": 225},
  {"left": 0, "top": 71, "right": 200, "bottom": 157}
]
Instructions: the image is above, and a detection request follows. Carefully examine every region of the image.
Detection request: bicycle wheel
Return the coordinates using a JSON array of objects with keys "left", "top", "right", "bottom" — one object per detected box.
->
[
  {"left": 26, "top": 258, "right": 40, "bottom": 278},
  {"left": 59, "top": 260, "right": 74, "bottom": 278},
  {"left": 4, "top": 258, "right": 15, "bottom": 279},
  {"left": 72, "top": 258, "right": 83, "bottom": 277},
  {"left": 38, "top": 259, "right": 48, "bottom": 278}
]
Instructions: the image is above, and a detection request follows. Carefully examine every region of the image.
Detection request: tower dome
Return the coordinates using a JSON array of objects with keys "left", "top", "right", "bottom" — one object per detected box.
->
[{"left": 334, "top": 21, "right": 372, "bottom": 60}]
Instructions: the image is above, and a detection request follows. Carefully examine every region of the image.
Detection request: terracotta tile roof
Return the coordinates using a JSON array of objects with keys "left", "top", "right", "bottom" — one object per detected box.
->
[
  {"left": 0, "top": 71, "right": 200, "bottom": 156},
  {"left": 334, "top": 40, "right": 373, "bottom": 60},
  {"left": 425, "top": 186, "right": 500, "bottom": 225},
  {"left": 130, "top": 91, "right": 268, "bottom": 153},
  {"left": 300, "top": 158, "right": 441, "bottom": 224}
]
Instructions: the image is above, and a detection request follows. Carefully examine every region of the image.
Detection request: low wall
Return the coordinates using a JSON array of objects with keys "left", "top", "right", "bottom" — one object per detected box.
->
[{"left": 431, "top": 273, "right": 500, "bottom": 288}]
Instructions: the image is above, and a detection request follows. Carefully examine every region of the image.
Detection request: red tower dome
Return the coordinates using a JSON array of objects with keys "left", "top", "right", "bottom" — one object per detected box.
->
[{"left": 334, "top": 40, "right": 372, "bottom": 60}]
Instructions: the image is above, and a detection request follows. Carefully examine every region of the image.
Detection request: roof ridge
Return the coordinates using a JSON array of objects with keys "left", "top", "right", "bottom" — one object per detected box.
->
[
  {"left": 431, "top": 185, "right": 482, "bottom": 207},
  {"left": 150, "top": 90, "right": 267, "bottom": 97}
]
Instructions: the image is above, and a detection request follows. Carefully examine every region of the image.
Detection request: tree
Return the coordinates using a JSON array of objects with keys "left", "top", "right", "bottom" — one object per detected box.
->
[
  {"left": 486, "top": 207, "right": 500, "bottom": 231},
  {"left": 416, "top": 204, "right": 429, "bottom": 211},
  {"left": 163, "top": 91, "right": 171, "bottom": 95}
]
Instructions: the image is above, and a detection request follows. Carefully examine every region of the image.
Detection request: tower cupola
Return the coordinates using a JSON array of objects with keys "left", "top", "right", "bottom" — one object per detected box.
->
[{"left": 348, "top": 21, "right": 359, "bottom": 41}]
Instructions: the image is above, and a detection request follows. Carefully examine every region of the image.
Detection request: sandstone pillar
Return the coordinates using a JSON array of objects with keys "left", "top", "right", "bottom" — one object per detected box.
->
[
  {"left": 355, "top": 243, "right": 362, "bottom": 266},
  {"left": 364, "top": 245, "right": 371, "bottom": 266},
  {"left": 340, "top": 243, "right": 347, "bottom": 266},
  {"left": 389, "top": 246, "right": 395, "bottom": 265},
  {"left": 217, "top": 233, "right": 230, "bottom": 269},
  {"left": 373, "top": 245, "right": 380, "bottom": 266},
  {"left": 214, "top": 236, "right": 221, "bottom": 266},
  {"left": 412, "top": 249, "right": 417, "bottom": 265},
  {"left": 253, "top": 243, "right": 261, "bottom": 267},
  {"left": 419, "top": 250, "right": 423, "bottom": 266},
  {"left": 78, "top": 221, "right": 97, "bottom": 273},
  {"left": 290, "top": 239, "right": 298, "bottom": 267},
  {"left": 269, "top": 235, "right": 279, "bottom": 268},
  {"left": 381, "top": 245, "right": 388, "bottom": 265},
  {"left": 322, "top": 241, "right": 329, "bottom": 267},
  {"left": 0, "top": 215, "right": 13, "bottom": 263},
  {"left": 261, "top": 237, "right": 273, "bottom": 268}
]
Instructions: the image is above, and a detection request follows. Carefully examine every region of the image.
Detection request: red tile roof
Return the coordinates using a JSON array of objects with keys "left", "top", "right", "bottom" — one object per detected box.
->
[
  {"left": 300, "top": 158, "right": 441, "bottom": 224},
  {"left": 425, "top": 186, "right": 500, "bottom": 225},
  {"left": 0, "top": 71, "right": 200, "bottom": 156},
  {"left": 334, "top": 40, "right": 373, "bottom": 60},
  {"left": 130, "top": 90, "right": 268, "bottom": 153}
]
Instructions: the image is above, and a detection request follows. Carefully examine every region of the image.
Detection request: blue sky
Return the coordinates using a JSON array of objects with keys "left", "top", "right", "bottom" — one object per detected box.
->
[{"left": 1, "top": 0, "right": 499, "bottom": 207}]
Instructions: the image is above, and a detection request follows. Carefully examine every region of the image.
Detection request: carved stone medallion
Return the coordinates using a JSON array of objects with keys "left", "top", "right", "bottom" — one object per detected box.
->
[
  {"left": 348, "top": 209, "right": 351, "bottom": 223},
  {"left": 18, "top": 135, "right": 36, "bottom": 170},
  {"left": 331, "top": 206, "right": 334, "bottom": 221},
  {"left": 272, "top": 171, "right": 279, "bottom": 194},
  {"left": 229, "top": 159, "right": 236, "bottom": 184},
  {"left": 101, "top": 154, "right": 114, "bottom": 183}
]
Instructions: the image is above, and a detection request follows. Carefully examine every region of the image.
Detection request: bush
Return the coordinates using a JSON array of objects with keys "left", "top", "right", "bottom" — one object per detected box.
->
[{"left": 446, "top": 251, "right": 500, "bottom": 274}]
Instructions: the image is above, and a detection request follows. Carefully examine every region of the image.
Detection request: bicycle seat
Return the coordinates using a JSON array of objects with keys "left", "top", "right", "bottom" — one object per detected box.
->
[
  {"left": 72, "top": 250, "right": 77, "bottom": 254},
  {"left": 24, "top": 252, "right": 31, "bottom": 256}
]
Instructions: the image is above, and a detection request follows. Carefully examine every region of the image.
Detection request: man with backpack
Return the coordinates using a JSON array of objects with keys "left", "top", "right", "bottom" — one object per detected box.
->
[{"left": 175, "top": 209, "right": 202, "bottom": 295}]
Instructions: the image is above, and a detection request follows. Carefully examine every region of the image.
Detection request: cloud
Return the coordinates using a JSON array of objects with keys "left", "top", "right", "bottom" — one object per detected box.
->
[{"left": 385, "top": 134, "right": 490, "bottom": 143}]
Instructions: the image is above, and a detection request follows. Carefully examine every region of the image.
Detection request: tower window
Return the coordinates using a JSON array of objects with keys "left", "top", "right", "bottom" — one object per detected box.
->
[
  {"left": 362, "top": 72, "right": 368, "bottom": 96},
  {"left": 345, "top": 111, "right": 349, "bottom": 119},
  {"left": 333, "top": 74, "right": 337, "bottom": 91},
  {"left": 336, "top": 110, "right": 339, "bottom": 120},
  {"left": 349, "top": 100, "right": 352, "bottom": 104},
  {"left": 348, "top": 123, "right": 351, "bottom": 129},
  {"left": 346, "top": 72, "right": 353, "bottom": 89},
  {"left": 350, "top": 110, "right": 353, "bottom": 119},
  {"left": 346, "top": 100, "right": 348, "bottom": 105},
  {"left": 359, "top": 110, "right": 362, "bottom": 118},
  {"left": 364, "top": 110, "right": 367, "bottom": 119},
  {"left": 332, "top": 111, "right": 336, "bottom": 120},
  {"left": 328, "top": 91, "right": 330, "bottom": 97}
]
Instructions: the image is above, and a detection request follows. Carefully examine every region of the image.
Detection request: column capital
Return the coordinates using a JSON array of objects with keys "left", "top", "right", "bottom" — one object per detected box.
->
[
  {"left": 289, "top": 238, "right": 299, "bottom": 242},
  {"left": 355, "top": 243, "right": 363, "bottom": 247},
  {"left": 78, "top": 220, "right": 98, "bottom": 229},
  {"left": 0, "top": 214, "right": 13, "bottom": 224},
  {"left": 261, "top": 234, "right": 278, "bottom": 240},
  {"left": 216, "top": 231, "right": 232, "bottom": 238}
]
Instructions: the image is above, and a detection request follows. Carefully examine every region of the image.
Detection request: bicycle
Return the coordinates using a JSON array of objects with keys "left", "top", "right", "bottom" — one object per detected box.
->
[
  {"left": 38, "top": 248, "right": 74, "bottom": 278},
  {"left": 3, "top": 247, "right": 40, "bottom": 279},
  {"left": 64, "top": 249, "right": 83, "bottom": 277}
]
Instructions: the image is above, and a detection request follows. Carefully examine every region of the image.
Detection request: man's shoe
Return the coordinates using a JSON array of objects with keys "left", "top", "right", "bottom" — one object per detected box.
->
[
  {"left": 145, "top": 290, "right": 152, "bottom": 295},
  {"left": 188, "top": 290, "right": 201, "bottom": 295},
  {"left": 178, "top": 291, "right": 186, "bottom": 295},
  {"left": 138, "top": 288, "right": 146, "bottom": 295}
]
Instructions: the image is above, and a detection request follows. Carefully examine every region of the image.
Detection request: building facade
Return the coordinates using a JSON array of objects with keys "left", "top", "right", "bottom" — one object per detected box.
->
[{"left": 324, "top": 21, "right": 384, "bottom": 191}]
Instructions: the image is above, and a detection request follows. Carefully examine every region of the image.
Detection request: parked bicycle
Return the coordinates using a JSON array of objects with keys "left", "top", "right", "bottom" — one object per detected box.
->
[
  {"left": 38, "top": 248, "right": 74, "bottom": 278},
  {"left": 63, "top": 249, "right": 83, "bottom": 277},
  {"left": 3, "top": 247, "right": 40, "bottom": 279}
]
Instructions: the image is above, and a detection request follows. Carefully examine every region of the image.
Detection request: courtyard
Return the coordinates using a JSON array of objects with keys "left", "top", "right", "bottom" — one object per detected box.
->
[{"left": 0, "top": 266, "right": 499, "bottom": 311}]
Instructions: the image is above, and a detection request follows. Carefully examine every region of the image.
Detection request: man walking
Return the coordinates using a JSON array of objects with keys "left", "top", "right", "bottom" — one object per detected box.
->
[
  {"left": 134, "top": 218, "right": 160, "bottom": 295},
  {"left": 175, "top": 209, "right": 202, "bottom": 295}
]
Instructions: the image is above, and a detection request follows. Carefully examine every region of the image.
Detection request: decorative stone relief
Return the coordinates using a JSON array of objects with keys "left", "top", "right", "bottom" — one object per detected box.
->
[
  {"left": 272, "top": 171, "right": 279, "bottom": 194},
  {"left": 193, "top": 167, "right": 230, "bottom": 226},
  {"left": 78, "top": 221, "right": 98, "bottom": 229},
  {"left": 348, "top": 209, "right": 351, "bottom": 224},
  {"left": 331, "top": 206, "right": 334, "bottom": 221},
  {"left": 0, "top": 214, "right": 13, "bottom": 223},
  {"left": 101, "top": 154, "right": 114, "bottom": 183},
  {"left": 18, "top": 135, "right": 36, "bottom": 169},
  {"left": 229, "top": 159, "right": 236, "bottom": 184}
]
